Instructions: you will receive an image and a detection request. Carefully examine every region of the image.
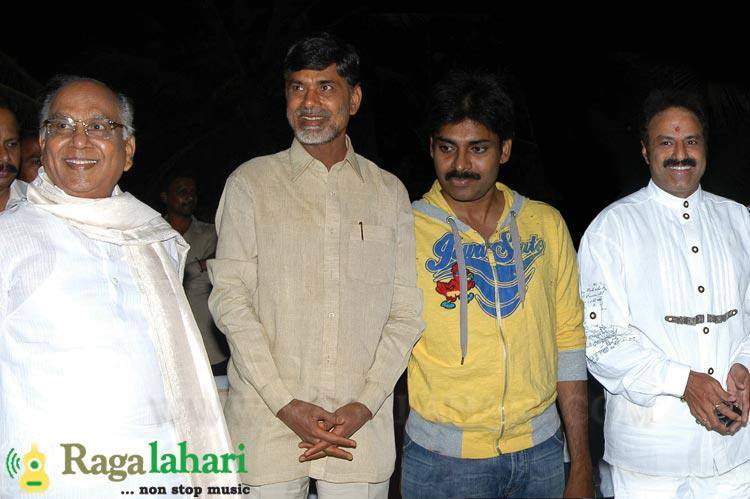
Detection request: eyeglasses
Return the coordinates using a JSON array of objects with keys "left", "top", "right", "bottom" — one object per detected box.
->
[{"left": 42, "top": 116, "right": 125, "bottom": 140}]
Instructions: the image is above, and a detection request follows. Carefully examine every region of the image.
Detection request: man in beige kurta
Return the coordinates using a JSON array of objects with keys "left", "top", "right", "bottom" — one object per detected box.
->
[{"left": 208, "top": 33, "right": 424, "bottom": 498}]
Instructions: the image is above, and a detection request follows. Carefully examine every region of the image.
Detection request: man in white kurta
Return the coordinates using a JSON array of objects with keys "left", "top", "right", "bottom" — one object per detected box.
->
[
  {"left": 0, "top": 77, "right": 233, "bottom": 498},
  {"left": 579, "top": 90, "right": 750, "bottom": 497}
]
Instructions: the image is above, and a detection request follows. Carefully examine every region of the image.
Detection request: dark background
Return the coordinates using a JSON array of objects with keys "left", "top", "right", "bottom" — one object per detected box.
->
[
  {"left": 5, "top": 5, "right": 750, "bottom": 241},
  {"left": 4, "top": 4, "right": 750, "bottom": 495}
]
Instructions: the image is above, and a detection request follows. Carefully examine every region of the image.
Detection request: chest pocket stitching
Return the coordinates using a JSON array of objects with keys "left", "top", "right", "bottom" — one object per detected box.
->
[{"left": 347, "top": 224, "right": 395, "bottom": 284}]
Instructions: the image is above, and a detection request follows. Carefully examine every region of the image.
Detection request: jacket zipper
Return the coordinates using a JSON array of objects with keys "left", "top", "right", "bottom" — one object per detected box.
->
[{"left": 487, "top": 240, "right": 508, "bottom": 452}]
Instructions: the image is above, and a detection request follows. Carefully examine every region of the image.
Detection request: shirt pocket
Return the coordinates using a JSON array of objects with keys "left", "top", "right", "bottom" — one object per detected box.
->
[{"left": 348, "top": 223, "right": 395, "bottom": 285}]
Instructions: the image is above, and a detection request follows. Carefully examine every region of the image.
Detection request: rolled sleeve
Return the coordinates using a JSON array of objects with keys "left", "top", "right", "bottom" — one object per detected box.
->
[
  {"left": 557, "top": 349, "right": 587, "bottom": 381},
  {"left": 553, "top": 213, "right": 587, "bottom": 381}
]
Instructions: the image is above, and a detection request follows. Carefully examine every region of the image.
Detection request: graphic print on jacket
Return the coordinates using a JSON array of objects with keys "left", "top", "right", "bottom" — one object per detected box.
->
[{"left": 426, "top": 230, "right": 545, "bottom": 318}]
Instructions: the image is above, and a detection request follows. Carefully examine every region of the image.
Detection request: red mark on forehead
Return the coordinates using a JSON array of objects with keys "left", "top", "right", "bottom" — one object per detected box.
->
[{"left": 674, "top": 126, "right": 681, "bottom": 132}]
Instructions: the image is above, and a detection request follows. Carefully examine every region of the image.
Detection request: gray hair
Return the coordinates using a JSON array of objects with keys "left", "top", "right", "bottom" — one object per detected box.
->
[{"left": 38, "top": 75, "right": 135, "bottom": 139}]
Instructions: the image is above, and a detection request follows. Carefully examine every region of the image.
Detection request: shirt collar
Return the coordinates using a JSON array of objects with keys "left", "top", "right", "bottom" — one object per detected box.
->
[
  {"left": 646, "top": 179, "right": 703, "bottom": 210},
  {"left": 289, "top": 135, "right": 363, "bottom": 183}
]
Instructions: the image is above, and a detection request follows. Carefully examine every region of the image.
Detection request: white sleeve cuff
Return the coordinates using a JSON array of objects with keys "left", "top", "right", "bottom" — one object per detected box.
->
[
  {"left": 732, "top": 355, "right": 750, "bottom": 371},
  {"left": 663, "top": 361, "right": 692, "bottom": 398}
]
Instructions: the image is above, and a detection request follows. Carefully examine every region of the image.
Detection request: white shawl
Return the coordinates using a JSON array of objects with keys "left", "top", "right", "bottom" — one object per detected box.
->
[{"left": 26, "top": 171, "right": 236, "bottom": 489}]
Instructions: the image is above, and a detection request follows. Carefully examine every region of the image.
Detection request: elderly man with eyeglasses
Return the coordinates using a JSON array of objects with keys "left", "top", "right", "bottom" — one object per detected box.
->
[{"left": 0, "top": 76, "right": 236, "bottom": 497}]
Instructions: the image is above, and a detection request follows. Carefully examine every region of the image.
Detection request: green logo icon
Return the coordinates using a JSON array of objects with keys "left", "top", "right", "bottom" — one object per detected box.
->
[
  {"left": 4, "top": 448, "right": 21, "bottom": 479},
  {"left": 5, "top": 445, "right": 50, "bottom": 492}
]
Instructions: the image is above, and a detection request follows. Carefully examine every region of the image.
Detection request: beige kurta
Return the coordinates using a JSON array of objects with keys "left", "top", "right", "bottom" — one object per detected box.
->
[
  {"left": 182, "top": 217, "right": 227, "bottom": 365},
  {"left": 208, "top": 138, "right": 424, "bottom": 485}
]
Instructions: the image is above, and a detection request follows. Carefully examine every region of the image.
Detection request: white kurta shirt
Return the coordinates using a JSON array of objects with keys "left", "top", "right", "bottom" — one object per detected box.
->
[
  {"left": 0, "top": 202, "right": 178, "bottom": 497},
  {"left": 578, "top": 181, "right": 750, "bottom": 477}
]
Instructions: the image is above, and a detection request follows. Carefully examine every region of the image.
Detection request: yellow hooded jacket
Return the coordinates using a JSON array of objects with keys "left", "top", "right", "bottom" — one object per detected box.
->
[{"left": 407, "top": 181, "right": 586, "bottom": 458}]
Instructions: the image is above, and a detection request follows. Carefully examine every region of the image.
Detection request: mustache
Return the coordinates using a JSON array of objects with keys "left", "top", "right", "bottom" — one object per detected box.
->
[
  {"left": 446, "top": 170, "right": 481, "bottom": 181},
  {"left": 0, "top": 162, "right": 18, "bottom": 174},
  {"left": 296, "top": 107, "right": 331, "bottom": 118},
  {"left": 663, "top": 157, "right": 696, "bottom": 168}
]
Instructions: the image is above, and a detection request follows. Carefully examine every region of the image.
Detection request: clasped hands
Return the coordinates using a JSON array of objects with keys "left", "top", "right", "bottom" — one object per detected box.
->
[
  {"left": 682, "top": 363, "right": 749, "bottom": 435},
  {"left": 276, "top": 399, "right": 373, "bottom": 462}
]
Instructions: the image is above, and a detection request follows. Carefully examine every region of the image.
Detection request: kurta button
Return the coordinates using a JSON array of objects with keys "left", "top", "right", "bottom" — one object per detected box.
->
[
  {"left": 683, "top": 200, "right": 689, "bottom": 208},
  {"left": 328, "top": 312, "right": 335, "bottom": 319},
  {"left": 589, "top": 312, "right": 596, "bottom": 319},
  {"left": 691, "top": 246, "right": 699, "bottom": 253},
  {"left": 683, "top": 213, "right": 690, "bottom": 220},
  {"left": 703, "top": 327, "right": 709, "bottom": 334},
  {"left": 708, "top": 367, "right": 714, "bottom": 375},
  {"left": 698, "top": 286, "right": 705, "bottom": 293}
]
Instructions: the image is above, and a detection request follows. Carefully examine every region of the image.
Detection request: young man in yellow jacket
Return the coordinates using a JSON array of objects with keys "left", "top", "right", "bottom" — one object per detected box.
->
[{"left": 402, "top": 71, "right": 593, "bottom": 498}]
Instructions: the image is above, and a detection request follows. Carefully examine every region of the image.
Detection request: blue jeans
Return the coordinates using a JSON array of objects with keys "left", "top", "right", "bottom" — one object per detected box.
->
[{"left": 401, "top": 429, "right": 565, "bottom": 499}]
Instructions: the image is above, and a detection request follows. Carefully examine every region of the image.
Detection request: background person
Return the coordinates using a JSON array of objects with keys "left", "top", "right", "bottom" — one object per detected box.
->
[
  {"left": 18, "top": 132, "right": 41, "bottom": 183},
  {"left": 162, "top": 171, "right": 229, "bottom": 374},
  {"left": 0, "top": 97, "right": 21, "bottom": 211}
]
